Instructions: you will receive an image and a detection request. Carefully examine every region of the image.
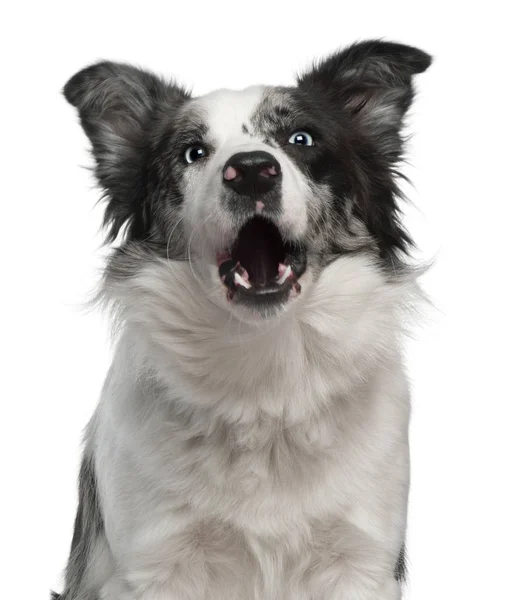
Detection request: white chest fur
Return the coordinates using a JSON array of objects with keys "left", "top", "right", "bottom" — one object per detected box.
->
[{"left": 92, "top": 255, "right": 416, "bottom": 599}]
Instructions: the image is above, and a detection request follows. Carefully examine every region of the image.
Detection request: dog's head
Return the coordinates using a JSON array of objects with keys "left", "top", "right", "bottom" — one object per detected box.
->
[{"left": 65, "top": 41, "right": 430, "bottom": 321}]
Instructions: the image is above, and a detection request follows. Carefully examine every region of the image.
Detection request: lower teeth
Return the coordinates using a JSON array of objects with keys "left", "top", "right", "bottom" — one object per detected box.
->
[
  {"left": 234, "top": 272, "right": 251, "bottom": 289},
  {"left": 219, "top": 259, "right": 294, "bottom": 292},
  {"left": 276, "top": 265, "right": 292, "bottom": 285}
]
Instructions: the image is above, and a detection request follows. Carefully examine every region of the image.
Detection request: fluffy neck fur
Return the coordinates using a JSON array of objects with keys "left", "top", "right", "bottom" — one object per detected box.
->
[{"left": 103, "top": 253, "right": 417, "bottom": 427}]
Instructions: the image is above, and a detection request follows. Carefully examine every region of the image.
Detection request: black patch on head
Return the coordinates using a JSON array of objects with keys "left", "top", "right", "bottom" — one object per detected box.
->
[
  {"left": 64, "top": 61, "right": 190, "bottom": 242},
  {"left": 241, "top": 123, "right": 249, "bottom": 134},
  {"left": 293, "top": 40, "right": 432, "bottom": 266},
  {"left": 148, "top": 108, "right": 209, "bottom": 218},
  {"left": 394, "top": 544, "right": 408, "bottom": 582}
]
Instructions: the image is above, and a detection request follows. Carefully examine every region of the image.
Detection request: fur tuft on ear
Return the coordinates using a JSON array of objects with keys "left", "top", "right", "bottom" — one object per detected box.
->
[
  {"left": 64, "top": 62, "right": 189, "bottom": 241},
  {"left": 298, "top": 40, "right": 432, "bottom": 137}
]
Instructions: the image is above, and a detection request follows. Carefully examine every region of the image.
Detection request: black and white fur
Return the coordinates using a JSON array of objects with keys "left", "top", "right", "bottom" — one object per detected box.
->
[{"left": 55, "top": 40, "right": 431, "bottom": 599}]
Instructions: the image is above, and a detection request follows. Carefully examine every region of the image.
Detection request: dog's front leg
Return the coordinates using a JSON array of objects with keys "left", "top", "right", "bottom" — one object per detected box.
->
[
  {"left": 99, "top": 517, "right": 254, "bottom": 600},
  {"left": 100, "top": 579, "right": 187, "bottom": 600},
  {"left": 302, "top": 519, "right": 404, "bottom": 600},
  {"left": 101, "top": 569, "right": 252, "bottom": 600}
]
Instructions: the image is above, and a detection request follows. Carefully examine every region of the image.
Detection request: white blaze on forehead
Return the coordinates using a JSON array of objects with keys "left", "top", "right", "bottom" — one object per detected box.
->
[
  {"left": 193, "top": 86, "right": 265, "bottom": 145},
  {"left": 185, "top": 85, "right": 310, "bottom": 242}
]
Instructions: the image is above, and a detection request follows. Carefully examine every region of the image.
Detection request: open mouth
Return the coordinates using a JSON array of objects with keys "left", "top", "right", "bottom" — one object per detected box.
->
[{"left": 217, "top": 216, "right": 307, "bottom": 308}]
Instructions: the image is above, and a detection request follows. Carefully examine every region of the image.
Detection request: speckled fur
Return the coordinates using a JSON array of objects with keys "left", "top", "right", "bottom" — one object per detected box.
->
[{"left": 55, "top": 40, "right": 431, "bottom": 599}]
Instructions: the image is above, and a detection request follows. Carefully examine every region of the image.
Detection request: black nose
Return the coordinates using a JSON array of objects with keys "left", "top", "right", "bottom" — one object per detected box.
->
[{"left": 223, "top": 151, "right": 281, "bottom": 196}]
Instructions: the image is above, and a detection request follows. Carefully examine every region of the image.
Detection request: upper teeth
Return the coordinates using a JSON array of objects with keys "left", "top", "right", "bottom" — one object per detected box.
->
[{"left": 276, "top": 265, "right": 292, "bottom": 285}]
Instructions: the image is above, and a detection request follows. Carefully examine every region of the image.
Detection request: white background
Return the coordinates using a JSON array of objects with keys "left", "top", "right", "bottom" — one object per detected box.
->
[{"left": 2, "top": 2, "right": 511, "bottom": 598}]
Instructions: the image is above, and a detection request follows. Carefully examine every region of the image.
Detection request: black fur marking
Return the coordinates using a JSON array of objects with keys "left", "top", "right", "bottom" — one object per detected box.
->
[
  {"left": 295, "top": 40, "right": 432, "bottom": 266},
  {"left": 64, "top": 61, "right": 190, "bottom": 242},
  {"left": 54, "top": 455, "right": 103, "bottom": 600},
  {"left": 394, "top": 544, "right": 408, "bottom": 582},
  {"left": 241, "top": 123, "right": 249, "bottom": 134}
]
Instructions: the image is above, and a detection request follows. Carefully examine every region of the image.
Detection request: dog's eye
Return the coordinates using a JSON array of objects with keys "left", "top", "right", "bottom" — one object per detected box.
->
[
  {"left": 288, "top": 131, "right": 314, "bottom": 146},
  {"left": 184, "top": 145, "right": 207, "bottom": 164}
]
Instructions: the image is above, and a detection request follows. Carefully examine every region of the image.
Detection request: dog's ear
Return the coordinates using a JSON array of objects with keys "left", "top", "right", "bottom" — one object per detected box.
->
[
  {"left": 299, "top": 41, "right": 431, "bottom": 261},
  {"left": 64, "top": 61, "right": 189, "bottom": 241},
  {"left": 298, "top": 40, "right": 431, "bottom": 143}
]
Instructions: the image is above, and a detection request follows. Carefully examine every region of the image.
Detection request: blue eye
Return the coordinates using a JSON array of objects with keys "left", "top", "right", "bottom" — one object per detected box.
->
[
  {"left": 184, "top": 145, "right": 207, "bottom": 164},
  {"left": 288, "top": 131, "right": 314, "bottom": 146}
]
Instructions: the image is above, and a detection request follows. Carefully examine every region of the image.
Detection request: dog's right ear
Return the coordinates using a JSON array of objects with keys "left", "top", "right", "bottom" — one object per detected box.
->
[{"left": 64, "top": 62, "right": 189, "bottom": 241}]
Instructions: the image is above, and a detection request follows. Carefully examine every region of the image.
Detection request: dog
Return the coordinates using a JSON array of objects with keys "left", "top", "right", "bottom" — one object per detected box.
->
[{"left": 54, "top": 40, "right": 431, "bottom": 599}]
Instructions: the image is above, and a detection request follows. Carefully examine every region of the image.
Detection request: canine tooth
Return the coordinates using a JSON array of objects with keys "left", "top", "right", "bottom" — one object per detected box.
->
[
  {"left": 236, "top": 265, "right": 250, "bottom": 282},
  {"left": 234, "top": 272, "right": 252, "bottom": 289},
  {"left": 277, "top": 263, "right": 287, "bottom": 277},
  {"left": 276, "top": 265, "right": 292, "bottom": 285}
]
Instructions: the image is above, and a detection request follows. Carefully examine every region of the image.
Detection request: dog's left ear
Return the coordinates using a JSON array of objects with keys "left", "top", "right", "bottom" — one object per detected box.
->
[{"left": 298, "top": 40, "right": 431, "bottom": 139}]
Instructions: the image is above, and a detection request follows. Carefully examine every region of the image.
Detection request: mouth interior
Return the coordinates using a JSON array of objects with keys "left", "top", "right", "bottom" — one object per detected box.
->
[
  {"left": 217, "top": 216, "right": 306, "bottom": 303},
  {"left": 231, "top": 217, "right": 285, "bottom": 286}
]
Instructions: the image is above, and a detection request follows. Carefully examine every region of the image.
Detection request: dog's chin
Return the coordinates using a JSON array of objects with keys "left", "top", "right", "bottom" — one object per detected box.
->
[
  {"left": 213, "top": 276, "right": 309, "bottom": 323},
  {"left": 222, "top": 276, "right": 308, "bottom": 321}
]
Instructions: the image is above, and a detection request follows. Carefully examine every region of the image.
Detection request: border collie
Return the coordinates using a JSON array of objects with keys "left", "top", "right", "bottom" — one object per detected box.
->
[{"left": 54, "top": 40, "right": 431, "bottom": 599}]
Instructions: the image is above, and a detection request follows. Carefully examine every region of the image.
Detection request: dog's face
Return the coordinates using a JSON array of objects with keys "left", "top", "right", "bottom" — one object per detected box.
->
[
  {"left": 163, "top": 86, "right": 315, "bottom": 316},
  {"left": 65, "top": 41, "right": 430, "bottom": 320}
]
